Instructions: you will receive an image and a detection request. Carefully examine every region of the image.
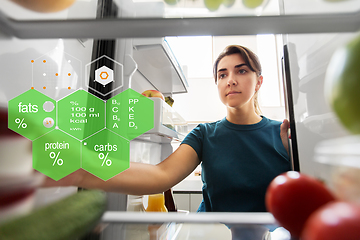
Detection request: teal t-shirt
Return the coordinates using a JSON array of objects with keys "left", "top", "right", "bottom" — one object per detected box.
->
[{"left": 181, "top": 116, "right": 291, "bottom": 212}]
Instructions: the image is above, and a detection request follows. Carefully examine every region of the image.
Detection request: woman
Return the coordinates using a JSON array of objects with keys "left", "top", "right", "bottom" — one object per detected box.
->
[{"left": 44, "top": 45, "right": 291, "bottom": 212}]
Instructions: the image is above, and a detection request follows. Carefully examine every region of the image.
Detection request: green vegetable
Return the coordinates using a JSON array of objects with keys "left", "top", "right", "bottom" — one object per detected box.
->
[
  {"left": 204, "top": 0, "right": 223, "bottom": 11},
  {"left": 0, "top": 190, "right": 107, "bottom": 240},
  {"left": 325, "top": 34, "right": 360, "bottom": 134}
]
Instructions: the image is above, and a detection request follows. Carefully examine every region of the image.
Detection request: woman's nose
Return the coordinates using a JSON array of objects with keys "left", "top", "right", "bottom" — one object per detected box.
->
[{"left": 227, "top": 78, "right": 237, "bottom": 86}]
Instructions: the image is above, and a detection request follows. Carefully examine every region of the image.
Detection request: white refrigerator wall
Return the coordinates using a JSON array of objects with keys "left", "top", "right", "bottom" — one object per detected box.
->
[{"left": 285, "top": 32, "right": 356, "bottom": 182}]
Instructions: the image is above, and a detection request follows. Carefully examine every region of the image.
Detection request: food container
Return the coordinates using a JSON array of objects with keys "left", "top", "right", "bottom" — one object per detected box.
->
[{"left": 315, "top": 135, "right": 360, "bottom": 203}]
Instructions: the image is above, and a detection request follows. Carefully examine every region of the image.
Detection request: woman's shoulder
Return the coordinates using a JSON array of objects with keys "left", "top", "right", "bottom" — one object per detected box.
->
[
  {"left": 190, "top": 119, "right": 223, "bottom": 134},
  {"left": 262, "top": 116, "right": 283, "bottom": 127},
  {"left": 199, "top": 119, "right": 223, "bottom": 129}
]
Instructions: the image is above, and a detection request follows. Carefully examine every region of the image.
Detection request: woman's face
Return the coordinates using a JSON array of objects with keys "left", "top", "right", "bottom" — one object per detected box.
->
[{"left": 216, "top": 53, "right": 262, "bottom": 110}]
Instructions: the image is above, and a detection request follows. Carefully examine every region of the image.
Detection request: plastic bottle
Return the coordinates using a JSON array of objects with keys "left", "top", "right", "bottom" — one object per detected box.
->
[
  {"left": 146, "top": 193, "right": 167, "bottom": 240},
  {"left": 146, "top": 193, "right": 168, "bottom": 212},
  {"left": 127, "top": 195, "right": 145, "bottom": 212}
]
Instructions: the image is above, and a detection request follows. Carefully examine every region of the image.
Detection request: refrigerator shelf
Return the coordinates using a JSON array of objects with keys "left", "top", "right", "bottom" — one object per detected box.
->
[
  {"left": 100, "top": 212, "right": 282, "bottom": 240},
  {"left": 1, "top": 0, "right": 360, "bottom": 21},
  {"left": 101, "top": 211, "right": 276, "bottom": 225},
  {"left": 133, "top": 38, "right": 188, "bottom": 95},
  {"left": 0, "top": 0, "right": 360, "bottom": 39},
  {"left": 136, "top": 97, "right": 187, "bottom": 143},
  {"left": 0, "top": 12, "right": 359, "bottom": 39}
]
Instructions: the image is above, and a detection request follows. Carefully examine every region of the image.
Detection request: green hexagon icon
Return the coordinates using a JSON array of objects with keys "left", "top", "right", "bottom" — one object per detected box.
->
[
  {"left": 58, "top": 89, "right": 105, "bottom": 140},
  {"left": 33, "top": 129, "right": 81, "bottom": 181},
  {"left": 82, "top": 129, "right": 129, "bottom": 181},
  {"left": 8, "top": 89, "right": 56, "bottom": 140},
  {"left": 106, "top": 88, "right": 154, "bottom": 140}
]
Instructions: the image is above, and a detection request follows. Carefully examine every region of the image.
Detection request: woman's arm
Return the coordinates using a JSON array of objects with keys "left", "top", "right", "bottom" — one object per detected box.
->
[{"left": 42, "top": 144, "right": 200, "bottom": 195}]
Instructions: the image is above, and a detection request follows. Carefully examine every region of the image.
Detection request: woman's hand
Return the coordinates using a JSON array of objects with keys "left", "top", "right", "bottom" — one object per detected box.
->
[{"left": 280, "top": 119, "right": 291, "bottom": 155}]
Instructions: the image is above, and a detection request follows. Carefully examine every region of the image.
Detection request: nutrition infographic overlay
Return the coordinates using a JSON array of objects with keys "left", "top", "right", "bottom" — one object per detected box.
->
[{"left": 8, "top": 88, "right": 154, "bottom": 181}]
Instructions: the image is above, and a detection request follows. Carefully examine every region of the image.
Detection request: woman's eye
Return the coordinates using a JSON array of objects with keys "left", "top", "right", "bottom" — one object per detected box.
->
[
  {"left": 239, "top": 69, "right": 247, "bottom": 74},
  {"left": 218, "top": 73, "right": 226, "bottom": 79}
]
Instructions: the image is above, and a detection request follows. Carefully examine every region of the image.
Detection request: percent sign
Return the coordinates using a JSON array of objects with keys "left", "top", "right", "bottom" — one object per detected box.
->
[
  {"left": 50, "top": 151, "right": 63, "bottom": 166},
  {"left": 70, "top": 101, "right": 78, "bottom": 106},
  {"left": 98, "top": 153, "right": 112, "bottom": 166},
  {"left": 15, "top": 118, "right": 27, "bottom": 129}
]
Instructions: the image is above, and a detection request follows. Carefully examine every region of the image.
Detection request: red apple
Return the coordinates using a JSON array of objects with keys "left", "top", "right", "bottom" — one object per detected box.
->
[{"left": 141, "top": 90, "right": 164, "bottom": 100}]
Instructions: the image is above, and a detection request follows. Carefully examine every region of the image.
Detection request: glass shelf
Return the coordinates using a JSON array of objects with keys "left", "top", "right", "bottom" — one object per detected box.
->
[
  {"left": 0, "top": 0, "right": 360, "bottom": 39},
  {"left": 1, "top": 0, "right": 360, "bottom": 20},
  {"left": 94, "top": 211, "right": 290, "bottom": 240},
  {"left": 133, "top": 38, "right": 188, "bottom": 95}
]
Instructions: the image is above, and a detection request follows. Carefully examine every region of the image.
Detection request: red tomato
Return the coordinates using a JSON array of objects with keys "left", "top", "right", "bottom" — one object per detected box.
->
[
  {"left": 0, "top": 107, "right": 20, "bottom": 137},
  {"left": 0, "top": 189, "right": 35, "bottom": 209},
  {"left": 265, "top": 171, "right": 336, "bottom": 237},
  {"left": 302, "top": 202, "right": 360, "bottom": 240},
  {"left": 0, "top": 106, "right": 17, "bottom": 138}
]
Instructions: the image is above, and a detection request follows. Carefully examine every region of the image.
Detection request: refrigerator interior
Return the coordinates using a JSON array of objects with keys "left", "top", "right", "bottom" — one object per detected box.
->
[{"left": 1, "top": 0, "right": 360, "bottom": 239}]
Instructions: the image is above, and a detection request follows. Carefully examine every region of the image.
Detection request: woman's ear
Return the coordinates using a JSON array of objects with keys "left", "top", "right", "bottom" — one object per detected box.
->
[{"left": 255, "top": 75, "right": 263, "bottom": 92}]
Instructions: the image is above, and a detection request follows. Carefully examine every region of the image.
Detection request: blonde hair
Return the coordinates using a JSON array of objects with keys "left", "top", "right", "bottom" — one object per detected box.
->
[{"left": 214, "top": 45, "right": 262, "bottom": 115}]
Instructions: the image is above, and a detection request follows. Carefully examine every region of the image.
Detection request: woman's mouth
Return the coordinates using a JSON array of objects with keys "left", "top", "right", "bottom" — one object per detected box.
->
[{"left": 226, "top": 91, "right": 241, "bottom": 96}]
